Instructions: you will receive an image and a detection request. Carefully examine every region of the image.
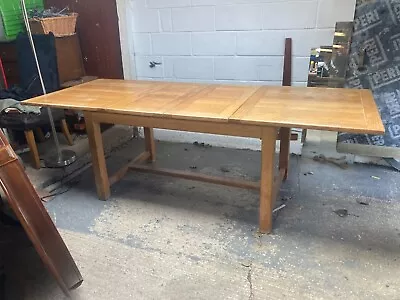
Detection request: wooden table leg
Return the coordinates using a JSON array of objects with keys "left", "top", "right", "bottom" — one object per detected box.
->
[
  {"left": 60, "top": 119, "right": 74, "bottom": 146},
  {"left": 144, "top": 127, "right": 156, "bottom": 162},
  {"left": 24, "top": 130, "right": 41, "bottom": 169},
  {"left": 84, "top": 112, "right": 110, "bottom": 200},
  {"left": 34, "top": 128, "right": 46, "bottom": 143},
  {"left": 279, "top": 127, "right": 291, "bottom": 181},
  {"left": 259, "top": 127, "right": 277, "bottom": 234}
]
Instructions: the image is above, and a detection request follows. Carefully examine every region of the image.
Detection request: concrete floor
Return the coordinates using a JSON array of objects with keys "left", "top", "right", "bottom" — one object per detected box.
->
[{"left": 4, "top": 129, "right": 400, "bottom": 299}]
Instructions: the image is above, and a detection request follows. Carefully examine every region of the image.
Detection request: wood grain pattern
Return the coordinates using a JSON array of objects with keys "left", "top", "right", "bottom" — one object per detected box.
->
[
  {"left": 360, "top": 89, "right": 386, "bottom": 134},
  {"left": 107, "top": 82, "right": 206, "bottom": 116},
  {"left": 22, "top": 79, "right": 166, "bottom": 111},
  {"left": 23, "top": 79, "right": 384, "bottom": 134},
  {"left": 109, "top": 151, "right": 150, "bottom": 186},
  {"left": 259, "top": 127, "right": 277, "bottom": 234},
  {"left": 60, "top": 119, "right": 74, "bottom": 146},
  {"left": 84, "top": 112, "right": 110, "bottom": 200},
  {"left": 90, "top": 112, "right": 262, "bottom": 138},
  {"left": 144, "top": 127, "right": 156, "bottom": 162},
  {"left": 0, "top": 129, "right": 82, "bottom": 295},
  {"left": 129, "top": 165, "right": 260, "bottom": 190},
  {"left": 230, "top": 86, "right": 384, "bottom": 134},
  {"left": 24, "top": 130, "right": 41, "bottom": 169},
  {"left": 163, "top": 84, "right": 259, "bottom": 122}
]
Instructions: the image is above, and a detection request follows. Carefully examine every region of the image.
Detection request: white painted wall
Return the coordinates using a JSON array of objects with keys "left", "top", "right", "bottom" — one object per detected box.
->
[
  {"left": 118, "top": 0, "right": 356, "bottom": 85},
  {"left": 116, "top": 0, "right": 356, "bottom": 150}
]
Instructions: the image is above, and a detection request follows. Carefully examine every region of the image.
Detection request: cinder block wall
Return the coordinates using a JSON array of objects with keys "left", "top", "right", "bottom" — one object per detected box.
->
[{"left": 118, "top": 0, "right": 356, "bottom": 86}]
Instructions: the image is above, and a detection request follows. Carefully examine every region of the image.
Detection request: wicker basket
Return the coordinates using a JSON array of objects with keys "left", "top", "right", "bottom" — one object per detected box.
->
[{"left": 29, "top": 13, "right": 78, "bottom": 37}]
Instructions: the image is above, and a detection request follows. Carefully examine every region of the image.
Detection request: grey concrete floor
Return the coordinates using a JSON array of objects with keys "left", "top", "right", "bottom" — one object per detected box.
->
[{"left": 4, "top": 134, "right": 400, "bottom": 299}]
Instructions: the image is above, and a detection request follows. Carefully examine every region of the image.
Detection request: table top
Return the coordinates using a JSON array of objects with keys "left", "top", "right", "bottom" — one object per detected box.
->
[
  {"left": 23, "top": 79, "right": 384, "bottom": 134},
  {"left": 230, "top": 86, "right": 384, "bottom": 134}
]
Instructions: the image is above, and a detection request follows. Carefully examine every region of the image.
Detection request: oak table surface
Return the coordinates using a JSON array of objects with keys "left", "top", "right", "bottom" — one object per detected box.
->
[
  {"left": 22, "top": 79, "right": 385, "bottom": 234},
  {"left": 23, "top": 79, "right": 384, "bottom": 134}
]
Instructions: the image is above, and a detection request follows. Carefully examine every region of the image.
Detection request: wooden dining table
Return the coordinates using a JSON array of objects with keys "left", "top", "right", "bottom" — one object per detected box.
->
[{"left": 23, "top": 79, "right": 384, "bottom": 233}]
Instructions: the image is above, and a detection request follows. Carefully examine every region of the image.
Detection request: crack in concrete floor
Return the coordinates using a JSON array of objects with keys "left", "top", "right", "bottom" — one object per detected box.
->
[{"left": 246, "top": 262, "right": 254, "bottom": 300}]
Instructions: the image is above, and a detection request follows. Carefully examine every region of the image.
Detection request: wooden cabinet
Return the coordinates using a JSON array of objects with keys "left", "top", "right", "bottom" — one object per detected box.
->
[
  {"left": 55, "top": 34, "right": 85, "bottom": 84},
  {"left": 45, "top": 0, "right": 123, "bottom": 79}
]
